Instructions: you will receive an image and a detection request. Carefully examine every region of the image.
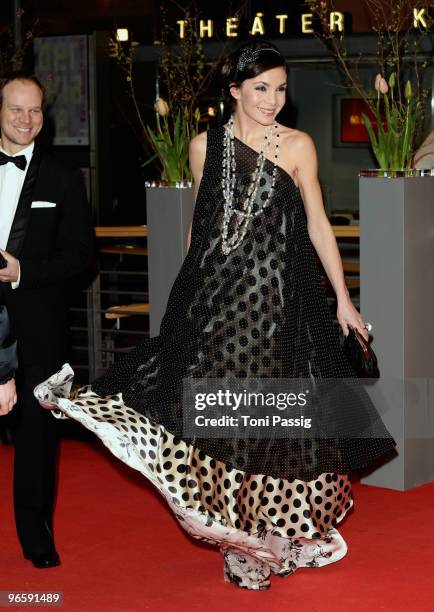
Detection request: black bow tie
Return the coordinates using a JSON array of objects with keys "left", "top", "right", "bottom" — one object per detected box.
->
[{"left": 0, "top": 151, "right": 27, "bottom": 171}]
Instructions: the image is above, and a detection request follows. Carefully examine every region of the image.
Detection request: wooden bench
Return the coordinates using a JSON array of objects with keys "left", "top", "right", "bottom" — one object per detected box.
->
[
  {"left": 95, "top": 225, "right": 356, "bottom": 238},
  {"left": 95, "top": 225, "right": 148, "bottom": 238},
  {"left": 342, "top": 261, "right": 360, "bottom": 288},
  {"left": 332, "top": 225, "right": 360, "bottom": 238},
  {"left": 97, "top": 226, "right": 360, "bottom": 323},
  {"left": 105, "top": 303, "right": 149, "bottom": 320},
  {"left": 342, "top": 261, "right": 360, "bottom": 274},
  {"left": 343, "top": 277, "right": 360, "bottom": 288},
  {"left": 99, "top": 246, "right": 148, "bottom": 256}
]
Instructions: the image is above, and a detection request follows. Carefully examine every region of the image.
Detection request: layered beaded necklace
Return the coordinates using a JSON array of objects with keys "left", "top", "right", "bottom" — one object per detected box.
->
[{"left": 221, "top": 116, "right": 280, "bottom": 255}]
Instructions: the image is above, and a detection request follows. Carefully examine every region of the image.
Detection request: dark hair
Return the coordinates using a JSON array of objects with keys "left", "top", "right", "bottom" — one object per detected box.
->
[
  {"left": 220, "top": 41, "right": 286, "bottom": 110},
  {"left": 0, "top": 72, "right": 45, "bottom": 109}
]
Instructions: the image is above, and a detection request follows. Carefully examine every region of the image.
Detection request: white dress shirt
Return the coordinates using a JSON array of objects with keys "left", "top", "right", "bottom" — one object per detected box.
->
[{"left": 0, "top": 141, "right": 34, "bottom": 289}]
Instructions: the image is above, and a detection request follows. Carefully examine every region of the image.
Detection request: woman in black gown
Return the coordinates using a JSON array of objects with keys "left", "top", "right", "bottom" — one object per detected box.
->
[{"left": 36, "top": 41, "right": 396, "bottom": 590}]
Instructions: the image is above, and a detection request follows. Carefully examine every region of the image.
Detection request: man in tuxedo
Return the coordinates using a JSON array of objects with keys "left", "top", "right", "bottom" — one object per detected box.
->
[{"left": 0, "top": 73, "right": 95, "bottom": 568}]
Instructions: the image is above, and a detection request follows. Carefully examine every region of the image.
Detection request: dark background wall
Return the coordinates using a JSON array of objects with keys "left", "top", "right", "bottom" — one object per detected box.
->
[
  {"left": 2, "top": 0, "right": 379, "bottom": 39},
  {"left": 0, "top": 1, "right": 432, "bottom": 219}
]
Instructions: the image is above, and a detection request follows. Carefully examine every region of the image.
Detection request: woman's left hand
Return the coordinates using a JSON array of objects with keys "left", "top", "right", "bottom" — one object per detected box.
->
[{"left": 337, "top": 295, "right": 369, "bottom": 341}]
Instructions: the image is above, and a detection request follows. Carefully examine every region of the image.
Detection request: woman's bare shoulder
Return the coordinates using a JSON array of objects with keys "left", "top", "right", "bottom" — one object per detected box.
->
[
  {"left": 189, "top": 130, "right": 208, "bottom": 155},
  {"left": 189, "top": 131, "right": 208, "bottom": 178},
  {"left": 277, "top": 126, "right": 315, "bottom": 151}
]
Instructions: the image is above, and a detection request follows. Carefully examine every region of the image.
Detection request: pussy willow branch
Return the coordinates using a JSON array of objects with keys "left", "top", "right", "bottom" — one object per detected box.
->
[
  {"left": 0, "top": 15, "right": 38, "bottom": 75},
  {"left": 109, "top": 39, "right": 154, "bottom": 152},
  {"left": 307, "top": 0, "right": 429, "bottom": 117},
  {"left": 159, "top": 0, "right": 218, "bottom": 121},
  {"left": 127, "top": 66, "right": 154, "bottom": 152}
]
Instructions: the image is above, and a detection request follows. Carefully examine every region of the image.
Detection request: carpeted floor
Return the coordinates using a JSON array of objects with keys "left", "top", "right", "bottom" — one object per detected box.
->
[{"left": 0, "top": 440, "right": 432, "bottom": 611}]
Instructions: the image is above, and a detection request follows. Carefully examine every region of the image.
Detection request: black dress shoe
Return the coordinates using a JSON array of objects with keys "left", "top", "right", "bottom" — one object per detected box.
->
[{"left": 24, "top": 552, "right": 61, "bottom": 568}]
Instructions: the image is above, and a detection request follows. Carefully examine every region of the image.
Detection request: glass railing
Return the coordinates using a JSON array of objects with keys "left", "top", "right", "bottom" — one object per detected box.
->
[
  {"left": 359, "top": 168, "right": 434, "bottom": 178},
  {"left": 145, "top": 180, "right": 193, "bottom": 188}
]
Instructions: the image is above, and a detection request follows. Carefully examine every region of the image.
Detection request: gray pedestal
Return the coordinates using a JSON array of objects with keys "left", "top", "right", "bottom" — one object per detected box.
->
[
  {"left": 146, "top": 187, "right": 195, "bottom": 337},
  {"left": 359, "top": 176, "right": 434, "bottom": 490}
]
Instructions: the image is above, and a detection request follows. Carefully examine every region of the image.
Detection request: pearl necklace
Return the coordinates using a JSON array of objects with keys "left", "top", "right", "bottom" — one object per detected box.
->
[{"left": 221, "top": 116, "right": 280, "bottom": 255}]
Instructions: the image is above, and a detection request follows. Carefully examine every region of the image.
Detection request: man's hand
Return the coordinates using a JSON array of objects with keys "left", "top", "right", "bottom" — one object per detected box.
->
[
  {"left": 0, "top": 249, "right": 19, "bottom": 283},
  {"left": 0, "top": 378, "right": 17, "bottom": 415}
]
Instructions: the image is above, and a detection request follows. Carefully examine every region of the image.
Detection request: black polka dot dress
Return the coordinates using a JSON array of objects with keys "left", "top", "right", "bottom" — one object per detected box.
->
[{"left": 35, "top": 127, "right": 395, "bottom": 589}]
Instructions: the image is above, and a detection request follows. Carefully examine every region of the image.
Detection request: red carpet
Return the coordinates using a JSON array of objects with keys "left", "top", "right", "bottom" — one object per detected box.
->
[{"left": 1, "top": 440, "right": 433, "bottom": 611}]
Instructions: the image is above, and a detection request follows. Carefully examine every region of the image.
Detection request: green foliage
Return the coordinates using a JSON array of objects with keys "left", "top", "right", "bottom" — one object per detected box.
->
[
  {"left": 109, "top": 1, "right": 216, "bottom": 182},
  {"left": 360, "top": 74, "right": 421, "bottom": 169},
  {"left": 143, "top": 107, "right": 199, "bottom": 181},
  {"left": 307, "top": 0, "right": 432, "bottom": 169}
]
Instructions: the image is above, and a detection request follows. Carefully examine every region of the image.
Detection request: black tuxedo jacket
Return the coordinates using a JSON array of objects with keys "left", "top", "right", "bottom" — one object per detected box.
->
[
  {"left": 0, "top": 305, "right": 17, "bottom": 383},
  {"left": 0, "top": 145, "right": 96, "bottom": 368}
]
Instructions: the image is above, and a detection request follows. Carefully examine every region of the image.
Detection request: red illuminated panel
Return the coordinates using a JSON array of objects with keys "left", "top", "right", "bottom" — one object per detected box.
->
[{"left": 340, "top": 98, "right": 378, "bottom": 143}]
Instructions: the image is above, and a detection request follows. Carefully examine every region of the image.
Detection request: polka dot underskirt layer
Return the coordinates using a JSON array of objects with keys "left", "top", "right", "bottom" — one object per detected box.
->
[{"left": 34, "top": 364, "right": 353, "bottom": 581}]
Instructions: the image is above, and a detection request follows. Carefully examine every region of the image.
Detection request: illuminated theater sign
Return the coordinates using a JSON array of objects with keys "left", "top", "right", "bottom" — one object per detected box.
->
[{"left": 176, "top": 8, "right": 431, "bottom": 39}]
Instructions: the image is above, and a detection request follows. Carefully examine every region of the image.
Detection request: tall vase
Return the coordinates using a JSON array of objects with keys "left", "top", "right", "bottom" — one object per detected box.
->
[
  {"left": 358, "top": 170, "right": 434, "bottom": 490},
  {"left": 146, "top": 185, "right": 195, "bottom": 337}
]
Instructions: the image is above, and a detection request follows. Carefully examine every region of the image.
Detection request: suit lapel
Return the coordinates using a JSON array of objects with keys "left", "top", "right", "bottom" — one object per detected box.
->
[{"left": 6, "top": 145, "right": 43, "bottom": 257}]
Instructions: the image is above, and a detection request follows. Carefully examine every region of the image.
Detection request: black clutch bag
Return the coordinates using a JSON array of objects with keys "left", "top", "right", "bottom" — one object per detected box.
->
[{"left": 342, "top": 325, "right": 379, "bottom": 378}]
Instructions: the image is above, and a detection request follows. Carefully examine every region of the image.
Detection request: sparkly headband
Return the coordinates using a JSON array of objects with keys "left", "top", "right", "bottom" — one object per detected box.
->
[{"left": 236, "top": 47, "right": 282, "bottom": 74}]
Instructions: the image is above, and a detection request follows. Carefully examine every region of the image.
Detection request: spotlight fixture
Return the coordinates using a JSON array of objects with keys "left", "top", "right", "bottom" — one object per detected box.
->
[{"left": 116, "top": 28, "right": 129, "bottom": 42}]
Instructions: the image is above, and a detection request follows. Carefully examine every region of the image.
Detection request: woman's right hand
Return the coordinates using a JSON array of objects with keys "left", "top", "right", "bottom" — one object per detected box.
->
[
  {"left": 337, "top": 294, "right": 370, "bottom": 341},
  {"left": 0, "top": 378, "right": 17, "bottom": 415}
]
